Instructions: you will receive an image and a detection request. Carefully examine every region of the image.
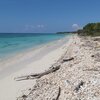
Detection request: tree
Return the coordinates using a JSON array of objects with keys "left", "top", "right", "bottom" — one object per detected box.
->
[
  {"left": 79, "top": 22, "right": 100, "bottom": 36},
  {"left": 94, "top": 23, "right": 100, "bottom": 32}
]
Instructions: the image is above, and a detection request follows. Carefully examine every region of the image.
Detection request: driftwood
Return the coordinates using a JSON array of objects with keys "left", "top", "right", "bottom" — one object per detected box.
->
[
  {"left": 55, "top": 87, "right": 61, "bottom": 100},
  {"left": 14, "top": 65, "right": 60, "bottom": 81},
  {"left": 62, "top": 57, "right": 74, "bottom": 63},
  {"left": 14, "top": 57, "right": 74, "bottom": 81}
]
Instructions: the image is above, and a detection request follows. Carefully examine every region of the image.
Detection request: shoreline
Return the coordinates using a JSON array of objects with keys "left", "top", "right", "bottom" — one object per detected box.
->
[
  {"left": 0, "top": 33, "right": 67, "bottom": 61},
  {"left": 0, "top": 35, "right": 72, "bottom": 100},
  {"left": 0, "top": 35, "right": 71, "bottom": 79}
]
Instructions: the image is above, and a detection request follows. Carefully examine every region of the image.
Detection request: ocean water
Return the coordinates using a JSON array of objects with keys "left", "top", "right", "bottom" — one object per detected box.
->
[{"left": 0, "top": 33, "right": 69, "bottom": 59}]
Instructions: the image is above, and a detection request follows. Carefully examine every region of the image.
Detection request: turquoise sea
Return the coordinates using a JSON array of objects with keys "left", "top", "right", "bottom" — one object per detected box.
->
[{"left": 0, "top": 33, "right": 69, "bottom": 59}]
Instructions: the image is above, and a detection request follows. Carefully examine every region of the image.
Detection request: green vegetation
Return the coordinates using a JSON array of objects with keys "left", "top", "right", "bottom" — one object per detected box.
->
[{"left": 78, "top": 23, "right": 100, "bottom": 36}]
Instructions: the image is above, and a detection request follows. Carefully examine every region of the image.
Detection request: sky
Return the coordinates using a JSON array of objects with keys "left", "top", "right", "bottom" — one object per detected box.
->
[{"left": 0, "top": 0, "right": 100, "bottom": 33}]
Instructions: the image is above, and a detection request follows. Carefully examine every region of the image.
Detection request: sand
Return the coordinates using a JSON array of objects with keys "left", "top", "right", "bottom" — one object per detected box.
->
[{"left": 0, "top": 35, "right": 72, "bottom": 100}]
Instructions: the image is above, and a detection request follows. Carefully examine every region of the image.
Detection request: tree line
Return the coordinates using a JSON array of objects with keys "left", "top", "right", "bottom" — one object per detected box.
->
[{"left": 78, "top": 23, "right": 100, "bottom": 36}]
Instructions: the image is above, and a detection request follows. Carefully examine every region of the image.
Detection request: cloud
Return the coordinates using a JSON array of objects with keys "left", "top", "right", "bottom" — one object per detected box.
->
[
  {"left": 37, "top": 25, "right": 44, "bottom": 28},
  {"left": 24, "top": 24, "right": 45, "bottom": 32},
  {"left": 72, "top": 24, "right": 80, "bottom": 30}
]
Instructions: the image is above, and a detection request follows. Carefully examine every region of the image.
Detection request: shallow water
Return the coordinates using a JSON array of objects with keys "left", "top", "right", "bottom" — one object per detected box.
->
[
  {"left": 0, "top": 35, "right": 71, "bottom": 79},
  {"left": 0, "top": 33, "right": 69, "bottom": 59}
]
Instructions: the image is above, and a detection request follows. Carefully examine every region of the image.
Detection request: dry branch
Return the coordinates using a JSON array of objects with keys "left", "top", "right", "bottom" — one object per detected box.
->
[
  {"left": 14, "top": 65, "right": 60, "bottom": 81},
  {"left": 55, "top": 87, "right": 61, "bottom": 100},
  {"left": 62, "top": 57, "right": 74, "bottom": 63}
]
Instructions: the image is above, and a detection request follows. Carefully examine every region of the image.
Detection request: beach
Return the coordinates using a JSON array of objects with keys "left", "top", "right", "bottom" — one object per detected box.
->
[
  {"left": 0, "top": 34, "right": 100, "bottom": 100},
  {"left": 0, "top": 35, "right": 71, "bottom": 100},
  {"left": 0, "top": 0, "right": 100, "bottom": 99}
]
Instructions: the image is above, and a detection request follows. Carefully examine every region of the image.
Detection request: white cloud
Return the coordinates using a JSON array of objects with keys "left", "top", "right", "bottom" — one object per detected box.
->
[
  {"left": 24, "top": 24, "right": 45, "bottom": 32},
  {"left": 72, "top": 24, "right": 80, "bottom": 30},
  {"left": 37, "top": 25, "right": 44, "bottom": 28}
]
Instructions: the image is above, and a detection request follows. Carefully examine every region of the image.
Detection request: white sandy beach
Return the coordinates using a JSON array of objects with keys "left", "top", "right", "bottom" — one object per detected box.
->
[
  {"left": 0, "top": 35, "right": 72, "bottom": 100},
  {"left": 1, "top": 34, "right": 100, "bottom": 100}
]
